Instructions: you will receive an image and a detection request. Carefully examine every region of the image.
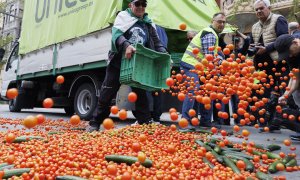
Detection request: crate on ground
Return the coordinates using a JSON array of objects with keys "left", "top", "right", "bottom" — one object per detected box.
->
[
  {"left": 170, "top": 53, "right": 183, "bottom": 66},
  {"left": 120, "top": 43, "right": 171, "bottom": 91}
]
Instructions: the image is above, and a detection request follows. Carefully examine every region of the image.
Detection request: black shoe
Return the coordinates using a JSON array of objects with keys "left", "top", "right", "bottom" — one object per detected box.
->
[
  {"left": 201, "top": 122, "right": 221, "bottom": 129},
  {"left": 259, "top": 127, "right": 281, "bottom": 133},
  {"left": 290, "top": 135, "right": 300, "bottom": 141},
  {"left": 86, "top": 125, "right": 100, "bottom": 132}
]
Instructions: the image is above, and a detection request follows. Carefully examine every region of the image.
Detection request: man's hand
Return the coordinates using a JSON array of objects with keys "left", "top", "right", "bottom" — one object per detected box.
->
[
  {"left": 255, "top": 46, "right": 266, "bottom": 55},
  {"left": 125, "top": 45, "right": 136, "bottom": 59},
  {"left": 278, "top": 96, "right": 287, "bottom": 105}
]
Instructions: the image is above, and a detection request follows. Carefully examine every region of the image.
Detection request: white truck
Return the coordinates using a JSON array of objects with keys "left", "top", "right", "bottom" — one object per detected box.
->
[{"left": 0, "top": 0, "right": 220, "bottom": 120}]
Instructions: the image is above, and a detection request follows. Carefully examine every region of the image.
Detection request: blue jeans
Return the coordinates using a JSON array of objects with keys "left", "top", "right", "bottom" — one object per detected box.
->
[{"left": 180, "top": 62, "right": 212, "bottom": 123}]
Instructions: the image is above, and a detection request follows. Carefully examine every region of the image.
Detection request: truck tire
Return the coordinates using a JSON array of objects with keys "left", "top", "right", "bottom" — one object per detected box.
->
[
  {"left": 9, "top": 97, "right": 21, "bottom": 112},
  {"left": 74, "top": 83, "right": 97, "bottom": 120}
]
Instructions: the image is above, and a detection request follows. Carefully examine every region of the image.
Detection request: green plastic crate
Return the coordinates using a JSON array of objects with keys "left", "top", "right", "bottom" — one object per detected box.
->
[
  {"left": 120, "top": 44, "right": 171, "bottom": 91},
  {"left": 170, "top": 53, "right": 183, "bottom": 66}
]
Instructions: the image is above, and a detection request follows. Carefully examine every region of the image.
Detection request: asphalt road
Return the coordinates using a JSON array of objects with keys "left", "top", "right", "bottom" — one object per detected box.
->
[{"left": 0, "top": 104, "right": 300, "bottom": 178}]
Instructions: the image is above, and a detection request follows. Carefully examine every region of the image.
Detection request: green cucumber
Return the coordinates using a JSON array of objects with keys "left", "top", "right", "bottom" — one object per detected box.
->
[
  {"left": 223, "top": 156, "right": 241, "bottom": 174},
  {"left": 255, "top": 171, "right": 273, "bottom": 180},
  {"left": 268, "top": 160, "right": 282, "bottom": 174},
  {"left": 286, "top": 159, "right": 298, "bottom": 167},
  {"left": 266, "top": 144, "right": 281, "bottom": 152},
  {"left": 253, "top": 150, "right": 263, "bottom": 156},
  {"left": 282, "top": 156, "right": 294, "bottom": 165},
  {"left": 0, "top": 163, "right": 8, "bottom": 168},
  {"left": 206, "top": 142, "right": 217, "bottom": 149},
  {"left": 210, "top": 138, "right": 221, "bottom": 144},
  {"left": 3, "top": 168, "right": 31, "bottom": 178},
  {"left": 225, "top": 155, "right": 254, "bottom": 172},
  {"left": 255, "top": 144, "right": 265, "bottom": 150},
  {"left": 48, "top": 131, "right": 64, "bottom": 135},
  {"left": 211, "top": 150, "right": 223, "bottom": 163},
  {"left": 213, "top": 145, "right": 222, "bottom": 154},
  {"left": 105, "top": 155, "right": 152, "bottom": 168},
  {"left": 223, "top": 148, "right": 242, "bottom": 152},
  {"left": 56, "top": 176, "right": 87, "bottom": 180},
  {"left": 7, "top": 136, "right": 44, "bottom": 143},
  {"left": 203, "top": 157, "right": 214, "bottom": 169},
  {"left": 195, "top": 140, "right": 213, "bottom": 151},
  {"left": 221, "top": 151, "right": 253, "bottom": 160},
  {"left": 195, "top": 129, "right": 213, "bottom": 135},
  {"left": 0, "top": 164, "right": 14, "bottom": 170},
  {"left": 265, "top": 152, "right": 280, "bottom": 159}
]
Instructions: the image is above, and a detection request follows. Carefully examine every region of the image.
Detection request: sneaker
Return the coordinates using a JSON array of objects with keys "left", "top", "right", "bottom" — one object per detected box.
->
[
  {"left": 131, "top": 121, "right": 140, "bottom": 126},
  {"left": 201, "top": 122, "right": 221, "bottom": 129},
  {"left": 86, "top": 125, "right": 99, "bottom": 132},
  {"left": 290, "top": 135, "right": 300, "bottom": 141},
  {"left": 259, "top": 127, "right": 281, "bottom": 133},
  {"left": 149, "top": 120, "right": 160, "bottom": 125}
]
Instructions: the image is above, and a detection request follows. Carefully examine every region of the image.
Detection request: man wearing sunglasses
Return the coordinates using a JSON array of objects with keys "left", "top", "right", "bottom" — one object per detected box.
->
[{"left": 87, "top": 0, "right": 167, "bottom": 131}]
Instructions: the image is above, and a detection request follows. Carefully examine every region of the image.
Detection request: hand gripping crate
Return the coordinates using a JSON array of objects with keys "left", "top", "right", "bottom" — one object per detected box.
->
[{"left": 120, "top": 43, "right": 171, "bottom": 91}]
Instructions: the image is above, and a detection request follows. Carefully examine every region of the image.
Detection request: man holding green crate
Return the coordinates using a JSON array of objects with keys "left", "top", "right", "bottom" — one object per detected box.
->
[{"left": 87, "top": 0, "right": 167, "bottom": 131}]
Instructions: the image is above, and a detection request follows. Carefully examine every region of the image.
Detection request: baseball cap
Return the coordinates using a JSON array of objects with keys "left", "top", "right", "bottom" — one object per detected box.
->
[
  {"left": 274, "top": 34, "right": 295, "bottom": 61},
  {"left": 131, "top": 0, "right": 147, "bottom": 2}
]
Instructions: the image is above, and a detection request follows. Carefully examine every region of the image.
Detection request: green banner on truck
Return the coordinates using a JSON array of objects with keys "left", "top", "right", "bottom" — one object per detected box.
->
[{"left": 20, "top": 0, "right": 223, "bottom": 54}]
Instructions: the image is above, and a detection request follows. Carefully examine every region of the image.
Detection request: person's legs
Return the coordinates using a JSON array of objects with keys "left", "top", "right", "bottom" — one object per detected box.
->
[
  {"left": 131, "top": 87, "right": 152, "bottom": 124},
  {"left": 180, "top": 65, "right": 200, "bottom": 123},
  {"left": 89, "top": 64, "right": 121, "bottom": 131},
  {"left": 152, "top": 91, "right": 162, "bottom": 122}
]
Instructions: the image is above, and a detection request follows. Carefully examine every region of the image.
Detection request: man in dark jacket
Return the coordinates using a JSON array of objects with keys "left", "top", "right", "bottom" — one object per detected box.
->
[{"left": 87, "top": 0, "right": 166, "bottom": 131}]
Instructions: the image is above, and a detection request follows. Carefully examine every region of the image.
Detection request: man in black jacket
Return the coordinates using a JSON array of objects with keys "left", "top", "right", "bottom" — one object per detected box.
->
[{"left": 87, "top": 0, "right": 166, "bottom": 131}]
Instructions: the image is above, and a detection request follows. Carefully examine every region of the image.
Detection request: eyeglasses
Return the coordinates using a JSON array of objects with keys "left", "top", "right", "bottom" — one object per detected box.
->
[{"left": 134, "top": 1, "right": 147, "bottom": 7}]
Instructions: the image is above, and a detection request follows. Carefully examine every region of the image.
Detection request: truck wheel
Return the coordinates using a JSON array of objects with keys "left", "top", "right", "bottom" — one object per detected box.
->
[
  {"left": 74, "top": 83, "right": 97, "bottom": 120},
  {"left": 9, "top": 97, "right": 21, "bottom": 112}
]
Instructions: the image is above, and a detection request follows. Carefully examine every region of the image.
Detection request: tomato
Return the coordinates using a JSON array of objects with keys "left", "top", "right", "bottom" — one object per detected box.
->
[
  {"left": 283, "top": 139, "right": 291, "bottom": 146},
  {"left": 137, "top": 151, "right": 146, "bottom": 162},
  {"left": 192, "top": 48, "right": 200, "bottom": 55},
  {"left": 179, "top": 23, "right": 187, "bottom": 30},
  {"left": 211, "top": 127, "right": 218, "bottom": 134},
  {"left": 107, "top": 164, "right": 117, "bottom": 175},
  {"left": 170, "top": 112, "right": 178, "bottom": 121},
  {"left": 43, "top": 98, "right": 54, "bottom": 108},
  {"left": 36, "top": 114, "right": 46, "bottom": 124},
  {"left": 70, "top": 115, "right": 81, "bottom": 126},
  {"left": 6, "top": 88, "right": 18, "bottom": 99},
  {"left": 167, "top": 145, "right": 176, "bottom": 154},
  {"left": 276, "top": 163, "right": 285, "bottom": 171},
  {"left": 6, "top": 155, "right": 15, "bottom": 164},
  {"left": 166, "top": 78, "right": 174, "bottom": 87},
  {"left": 177, "top": 93, "right": 186, "bottom": 101},
  {"left": 119, "top": 109, "right": 127, "bottom": 120},
  {"left": 191, "top": 117, "right": 199, "bottom": 126},
  {"left": 236, "top": 160, "right": 246, "bottom": 170},
  {"left": 233, "top": 125, "right": 240, "bottom": 132},
  {"left": 139, "top": 134, "right": 147, "bottom": 142},
  {"left": 121, "top": 172, "right": 132, "bottom": 180},
  {"left": 220, "top": 130, "right": 227, "bottom": 136},
  {"left": 102, "top": 118, "right": 114, "bottom": 130},
  {"left": 241, "top": 129, "right": 250, "bottom": 137},
  {"left": 132, "top": 142, "right": 141, "bottom": 152},
  {"left": 188, "top": 109, "right": 196, "bottom": 117},
  {"left": 170, "top": 124, "right": 177, "bottom": 131},
  {"left": 56, "top": 75, "right": 65, "bottom": 84},
  {"left": 23, "top": 115, "right": 38, "bottom": 129},
  {"left": 223, "top": 48, "right": 230, "bottom": 55},
  {"left": 128, "top": 92, "right": 137, "bottom": 103},
  {"left": 110, "top": 105, "right": 119, "bottom": 114},
  {"left": 178, "top": 118, "right": 188, "bottom": 128},
  {"left": 5, "top": 133, "right": 16, "bottom": 143}
]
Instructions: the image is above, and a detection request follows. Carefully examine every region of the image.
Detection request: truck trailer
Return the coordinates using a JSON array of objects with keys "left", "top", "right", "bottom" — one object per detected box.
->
[{"left": 0, "top": 0, "right": 220, "bottom": 120}]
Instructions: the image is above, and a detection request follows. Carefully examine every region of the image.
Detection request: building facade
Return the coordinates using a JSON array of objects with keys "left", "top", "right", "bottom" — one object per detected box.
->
[{"left": 1, "top": 0, "right": 23, "bottom": 56}]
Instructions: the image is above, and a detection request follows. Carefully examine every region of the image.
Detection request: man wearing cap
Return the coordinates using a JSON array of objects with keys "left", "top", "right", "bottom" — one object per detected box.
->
[
  {"left": 269, "top": 34, "right": 300, "bottom": 141},
  {"left": 87, "top": 0, "right": 167, "bottom": 131},
  {"left": 289, "top": 22, "right": 300, "bottom": 38}
]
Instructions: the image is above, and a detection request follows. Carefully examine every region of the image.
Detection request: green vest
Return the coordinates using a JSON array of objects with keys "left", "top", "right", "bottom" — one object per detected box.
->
[{"left": 182, "top": 27, "right": 219, "bottom": 66}]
